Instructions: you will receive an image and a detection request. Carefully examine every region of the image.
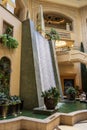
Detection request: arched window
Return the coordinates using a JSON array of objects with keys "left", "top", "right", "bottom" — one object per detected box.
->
[
  {"left": 0, "top": 57, "right": 11, "bottom": 95},
  {"left": 44, "top": 12, "right": 73, "bottom": 31}
]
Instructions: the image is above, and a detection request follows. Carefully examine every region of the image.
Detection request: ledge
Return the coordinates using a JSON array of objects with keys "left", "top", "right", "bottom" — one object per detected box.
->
[{"left": 0, "top": 110, "right": 87, "bottom": 130}]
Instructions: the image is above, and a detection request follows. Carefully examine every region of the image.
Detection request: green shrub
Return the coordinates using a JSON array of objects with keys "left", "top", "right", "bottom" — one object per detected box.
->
[
  {"left": 41, "top": 87, "right": 60, "bottom": 99},
  {"left": 66, "top": 87, "right": 76, "bottom": 95},
  {"left": 0, "top": 27, "right": 18, "bottom": 49},
  {"left": 0, "top": 34, "right": 18, "bottom": 49},
  {"left": 45, "top": 28, "right": 60, "bottom": 41}
]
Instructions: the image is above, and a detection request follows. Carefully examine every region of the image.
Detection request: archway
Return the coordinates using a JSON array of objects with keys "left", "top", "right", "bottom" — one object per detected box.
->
[
  {"left": 0, "top": 56, "right": 11, "bottom": 95},
  {"left": 43, "top": 12, "right": 73, "bottom": 31}
]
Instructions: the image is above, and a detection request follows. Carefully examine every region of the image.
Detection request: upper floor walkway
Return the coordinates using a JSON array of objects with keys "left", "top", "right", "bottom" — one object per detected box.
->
[{"left": 56, "top": 46, "right": 87, "bottom": 65}]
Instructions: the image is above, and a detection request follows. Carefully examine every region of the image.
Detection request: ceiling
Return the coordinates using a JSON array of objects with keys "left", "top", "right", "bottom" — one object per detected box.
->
[{"left": 41, "top": 0, "right": 87, "bottom": 8}]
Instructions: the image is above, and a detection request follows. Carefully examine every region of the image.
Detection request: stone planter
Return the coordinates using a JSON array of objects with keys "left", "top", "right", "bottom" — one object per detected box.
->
[
  {"left": 44, "top": 97, "right": 58, "bottom": 110},
  {"left": 67, "top": 93, "right": 76, "bottom": 100}
]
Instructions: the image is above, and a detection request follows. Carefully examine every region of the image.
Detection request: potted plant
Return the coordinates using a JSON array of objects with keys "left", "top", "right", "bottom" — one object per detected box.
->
[
  {"left": 0, "top": 92, "right": 9, "bottom": 118},
  {"left": 8, "top": 95, "right": 21, "bottom": 116},
  {"left": 66, "top": 87, "right": 76, "bottom": 100},
  {"left": 41, "top": 87, "right": 60, "bottom": 110},
  {"left": 45, "top": 28, "right": 60, "bottom": 41},
  {"left": 0, "top": 27, "right": 18, "bottom": 49}
]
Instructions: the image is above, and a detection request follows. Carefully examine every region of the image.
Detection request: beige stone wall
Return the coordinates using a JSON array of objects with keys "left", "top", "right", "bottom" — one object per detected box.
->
[
  {"left": 0, "top": 5, "right": 22, "bottom": 96},
  {"left": 31, "top": 0, "right": 82, "bottom": 45},
  {"left": 59, "top": 63, "right": 81, "bottom": 90}
]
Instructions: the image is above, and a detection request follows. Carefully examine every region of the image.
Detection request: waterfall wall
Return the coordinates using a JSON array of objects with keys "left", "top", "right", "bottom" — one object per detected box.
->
[
  {"left": 21, "top": 19, "right": 58, "bottom": 109},
  {"left": 35, "top": 32, "right": 56, "bottom": 90},
  {"left": 32, "top": 31, "right": 56, "bottom": 106},
  {"left": 34, "top": 32, "right": 56, "bottom": 105}
]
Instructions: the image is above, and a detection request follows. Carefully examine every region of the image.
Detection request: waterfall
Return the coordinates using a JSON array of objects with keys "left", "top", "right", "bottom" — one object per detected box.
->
[
  {"left": 30, "top": 20, "right": 63, "bottom": 107},
  {"left": 35, "top": 32, "right": 56, "bottom": 91}
]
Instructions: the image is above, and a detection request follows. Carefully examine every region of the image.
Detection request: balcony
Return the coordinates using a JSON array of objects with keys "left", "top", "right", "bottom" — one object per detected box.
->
[{"left": 56, "top": 47, "right": 87, "bottom": 65}]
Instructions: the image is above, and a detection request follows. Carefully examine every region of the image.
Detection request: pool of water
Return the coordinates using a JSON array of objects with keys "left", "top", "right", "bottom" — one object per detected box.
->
[
  {"left": 22, "top": 101, "right": 87, "bottom": 119},
  {"left": 2, "top": 101, "right": 87, "bottom": 120},
  {"left": 58, "top": 100, "right": 87, "bottom": 113}
]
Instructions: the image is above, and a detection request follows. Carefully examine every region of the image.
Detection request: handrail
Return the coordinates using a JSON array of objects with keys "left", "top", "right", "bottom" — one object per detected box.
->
[
  {"left": 56, "top": 45, "right": 87, "bottom": 55},
  {"left": 57, "top": 49, "right": 87, "bottom": 64}
]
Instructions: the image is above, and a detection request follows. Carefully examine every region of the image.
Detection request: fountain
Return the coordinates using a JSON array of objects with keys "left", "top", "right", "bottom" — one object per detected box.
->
[{"left": 20, "top": 19, "right": 63, "bottom": 109}]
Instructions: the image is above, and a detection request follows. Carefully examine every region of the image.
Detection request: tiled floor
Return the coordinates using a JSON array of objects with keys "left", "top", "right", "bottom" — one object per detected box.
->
[
  {"left": 59, "top": 120, "right": 87, "bottom": 130},
  {"left": 59, "top": 125, "right": 78, "bottom": 130}
]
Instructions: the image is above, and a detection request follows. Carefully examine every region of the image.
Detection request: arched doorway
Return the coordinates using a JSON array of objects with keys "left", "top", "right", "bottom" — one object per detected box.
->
[{"left": 0, "top": 57, "right": 11, "bottom": 95}]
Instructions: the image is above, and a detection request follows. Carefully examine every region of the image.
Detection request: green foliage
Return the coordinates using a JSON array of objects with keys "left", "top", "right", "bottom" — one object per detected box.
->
[
  {"left": 0, "top": 34, "right": 18, "bottom": 49},
  {"left": 0, "top": 57, "right": 11, "bottom": 95},
  {"left": 45, "top": 28, "right": 60, "bottom": 41},
  {"left": 0, "top": 27, "right": 18, "bottom": 49},
  {"left": 41, "top": 87, "right": 60, "bottom": 99},
  {"left": 0, "top": 92, "right": 9, "bottom": 105},
  {"left": 0, "top": 92, "right": 7, "bottom": 99},
  {"left": 0, "top": 86, "right": 9, "bottom": 97},
  {"left": 9, "top": 95, "right": 21, "bottom": 105},
  {"left": 6, "top": 27, "right": 13, "bottom": 35},
  {"left": 0, "top": 92, "right": 21, "bottom": 106},
  {"left": 66, "top": 87, "right": 76, "bottom": 95}
]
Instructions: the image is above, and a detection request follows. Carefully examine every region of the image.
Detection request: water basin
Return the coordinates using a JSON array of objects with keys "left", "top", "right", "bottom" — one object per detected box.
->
[{"left": 58, "top": 100, "right": 87, "bottom": 113}]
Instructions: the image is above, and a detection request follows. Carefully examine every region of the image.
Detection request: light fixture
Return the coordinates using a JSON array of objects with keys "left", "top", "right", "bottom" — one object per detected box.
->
[
  {"left": 55, "top": 40, "right": 66, "bottom": 47},
  {"left": 71, "top": 44, "right": 74, "bottom": 47}
]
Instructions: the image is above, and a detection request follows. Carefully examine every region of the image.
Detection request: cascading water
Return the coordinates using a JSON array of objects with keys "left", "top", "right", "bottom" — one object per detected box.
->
[
  {"left": 31, "top": 27, "right": 63, "bottom": 106},
  {"left": 32, "top": 31, "right": 57, "bottom": 106},
  {"left": 35, "top": 32, "right": 56, "bottom": 91}
]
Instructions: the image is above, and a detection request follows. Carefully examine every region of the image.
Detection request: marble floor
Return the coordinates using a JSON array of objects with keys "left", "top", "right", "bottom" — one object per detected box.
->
[{"left": 59, "top": 120, "right": 87, "bottom": 130}]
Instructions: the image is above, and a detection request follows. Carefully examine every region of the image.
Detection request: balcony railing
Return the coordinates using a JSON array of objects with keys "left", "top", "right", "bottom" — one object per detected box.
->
[
  {"left": 56, "top": 46, "right": 87, "bottom": 55},
  {"left": 56, "top": 46, "right": 87, "bottom": 64}
]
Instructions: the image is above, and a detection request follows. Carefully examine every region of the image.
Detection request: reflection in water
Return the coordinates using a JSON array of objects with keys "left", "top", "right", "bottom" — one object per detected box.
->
[{"left": 57, "top": 101, "right": 87, "bottom": 113}]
